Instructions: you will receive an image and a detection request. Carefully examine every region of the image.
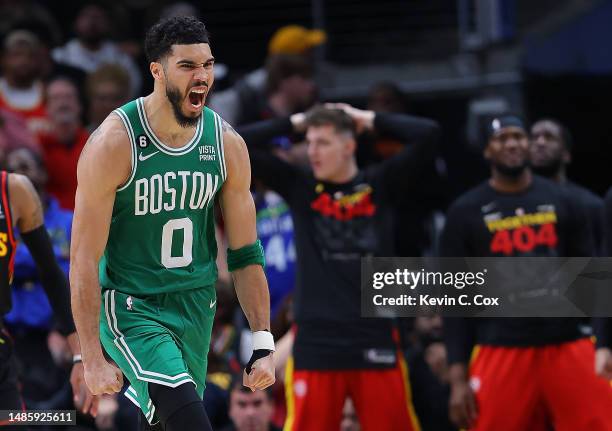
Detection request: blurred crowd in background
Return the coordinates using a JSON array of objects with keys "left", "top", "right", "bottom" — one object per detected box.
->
[{"left": 2, "top": 0, "right": 612, "bottom": 430}]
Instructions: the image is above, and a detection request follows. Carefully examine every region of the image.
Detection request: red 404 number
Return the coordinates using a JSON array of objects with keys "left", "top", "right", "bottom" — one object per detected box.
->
[{"left": 490, "top": 223, "right": 558, "bottom": 255}]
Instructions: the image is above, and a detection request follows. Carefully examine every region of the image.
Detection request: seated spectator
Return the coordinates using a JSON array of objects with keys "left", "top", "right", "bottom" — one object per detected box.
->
[
  {"left": 85, "top": 64, "right": 131, "bottom": 131},
  {"left": 220, "top": 374, "right": 281, "bottom": 431},
  {"left": 39, "top": 33, "right": 88, "bottom": 90},
  {"left": 52, "top": 3, "right": 141, "bottom": 97},
  {"left": 209, "top": 25, "right": 325, "bottom": 126},
  {"left": 38, "top": 76, "right": 89, "bottom": 210},
  {"left": 0, "top": 0, "right": 62, "bottom": 48},
  {"left": 0, "top": 107, "right": 40, "bottom": 165},
  {"left": 262, "top": 55, "right": 317, "bottom": 121},
  {"left": 253, "top": 188, "right": 296, "bottom": 319},
  {"left": 0, "top": 30, "right": 50, "bottom": 135}
]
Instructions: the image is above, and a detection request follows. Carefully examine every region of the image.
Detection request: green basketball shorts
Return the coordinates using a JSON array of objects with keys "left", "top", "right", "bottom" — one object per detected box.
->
[{"left": 99, "top": 287, "right": 216, "bottom": 424}]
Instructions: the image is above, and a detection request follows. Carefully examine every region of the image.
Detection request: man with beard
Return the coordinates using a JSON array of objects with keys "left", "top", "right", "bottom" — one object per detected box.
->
[
  {"left": 442, "top": 115, "right": 612, "bottom": 430},
  {"left": 529, "top": 118, "right": 603, "bottom": 253},
  {"left": 70, "top": 17, "right": 275, "bottom": 431},
  {"left": 0, "top": 30, "right": 49, "bottom": 135}
]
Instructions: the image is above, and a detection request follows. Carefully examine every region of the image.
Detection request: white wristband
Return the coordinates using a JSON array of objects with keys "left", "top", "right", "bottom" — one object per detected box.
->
[
  {"left": 252, "top": 331, "right": 275, "bottom": 352},
  {"left": 72, "top": 354, "right": 82, "bottom": 364}
]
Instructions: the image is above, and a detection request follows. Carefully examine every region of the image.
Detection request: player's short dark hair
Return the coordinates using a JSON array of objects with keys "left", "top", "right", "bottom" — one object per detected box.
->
[
  {"left": 305, "top": 106, "right": 356, "bottom": 136},
  {"left": 144, "top": 16, "right": 210, "bottom": 63},
  {"left": 265, "top": 54, "right": 314, "bottom": 95},
  {"left": 533, "top": 118, "right": 573, "bottom": 151}
]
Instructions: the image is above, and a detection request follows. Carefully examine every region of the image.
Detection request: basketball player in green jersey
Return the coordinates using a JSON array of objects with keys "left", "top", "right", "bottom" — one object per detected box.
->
[{"left": 70, "top": 17, "right": 275, "bottom": 430}]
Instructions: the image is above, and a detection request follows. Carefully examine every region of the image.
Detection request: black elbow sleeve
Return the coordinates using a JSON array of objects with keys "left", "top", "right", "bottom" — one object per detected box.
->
[{"left": 21, "top": 225, "right": 75, "bottom": 335}]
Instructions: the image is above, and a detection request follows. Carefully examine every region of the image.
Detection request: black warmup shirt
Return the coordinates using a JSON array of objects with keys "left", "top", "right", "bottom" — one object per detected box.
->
[
  {"left": 241, "top": 113, "right": 440, "bottom": 369},
  {"left": 440, "top": 175, "right": 594, "bottom": 365},
  {"left": 593, "top": 187, "right": 612, "bottom": 348},
  {"left": 565, "top": 181, "right": 603, "bottom": 254}
]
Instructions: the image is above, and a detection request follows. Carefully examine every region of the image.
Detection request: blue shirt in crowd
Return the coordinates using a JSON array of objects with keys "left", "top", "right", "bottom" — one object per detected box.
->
[{"left": 255, "top": 190, "right": 296, "bottom": 317}]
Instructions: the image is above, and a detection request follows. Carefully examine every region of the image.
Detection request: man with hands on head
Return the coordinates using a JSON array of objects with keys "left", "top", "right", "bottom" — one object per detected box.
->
[{"left": 239, "top": 102, "right": 439, "bottom": 431}]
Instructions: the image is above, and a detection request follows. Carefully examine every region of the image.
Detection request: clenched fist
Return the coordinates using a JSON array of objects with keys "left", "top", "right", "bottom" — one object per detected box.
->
[
  {"left": 244, "top": 351, "right": 275, "bottom": 391},
  {"left": 84, "top": 359, "right": 124, "bottom": 395}
]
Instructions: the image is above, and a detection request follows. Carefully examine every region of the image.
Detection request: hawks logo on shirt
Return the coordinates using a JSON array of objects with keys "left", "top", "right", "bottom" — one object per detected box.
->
[
  {"left": 483, "top": 205, "right": 558, "bottom": 255},
  {"left": 310, "top": 184, "right": 376, "bottom": 221}
]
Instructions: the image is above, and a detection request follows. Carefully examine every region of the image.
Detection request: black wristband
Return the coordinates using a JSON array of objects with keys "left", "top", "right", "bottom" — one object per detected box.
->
[{"left": 246, "top": 349, "right": 272, "bottom": 374}]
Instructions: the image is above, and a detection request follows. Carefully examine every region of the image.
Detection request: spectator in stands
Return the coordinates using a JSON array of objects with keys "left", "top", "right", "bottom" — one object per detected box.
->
[
  {"left": 363, "top": 81, "right": 408, "bottom": 162},
  {"left": 52, "top": 3, "right": 141, "bottom": 97},
  {"left": 0, "top": 30, "right": 50, "bottom": 135},
  {"left": 0, "top": 0, "right": 63, "bottom": 49},
  {"left": 221, "top": 375, "right": 281, "bottom": 431},
  {"left": 40, "top": 35, "right": 88, "bottom": 89},
  {"left": 263, "top": 55, "right": 317, "bottom": 121},
  {"left": 85, "top": 64, "right": 131, "bottom": 131},
  {"left": 362, "top": 81, "right": 447, "bottom": 257},
  {"left": 209, "top": 25, "right": 325, "bottom": 126},
  {"left": 0, "top": 108, "right": 40, "bottom": 163},
  {"left": 38, "top": 77, "right": 89, "bottom": 210}
]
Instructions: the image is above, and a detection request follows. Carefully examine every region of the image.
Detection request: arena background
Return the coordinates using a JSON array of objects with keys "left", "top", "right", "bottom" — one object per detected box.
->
[{"left": 2, "top": 0, "right": 612, "bottom": 430}]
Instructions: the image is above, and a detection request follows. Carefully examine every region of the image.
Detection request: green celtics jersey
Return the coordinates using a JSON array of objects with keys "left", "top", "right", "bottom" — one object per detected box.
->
[{"left": 99, "top": 97, "right": 226, "bottom": 295}]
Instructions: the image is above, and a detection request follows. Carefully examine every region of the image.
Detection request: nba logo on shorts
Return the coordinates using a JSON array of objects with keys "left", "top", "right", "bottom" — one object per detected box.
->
[{"left": 126, "top": 296, "right": 133, "bottom": 311}]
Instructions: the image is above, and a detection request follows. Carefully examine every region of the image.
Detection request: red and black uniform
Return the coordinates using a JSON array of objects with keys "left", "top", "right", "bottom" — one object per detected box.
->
[
  {"left": 0, "top": 171, "right": 22, "bottom": 413},
  {"left": 241, "top": 113, "right": 439, "bottom": 431},
  {"left": 0, "top": 171, "right": 75, "bottom": 413},
  {"left": 441, "top": 176, "right": 612, "bottom": 431}
]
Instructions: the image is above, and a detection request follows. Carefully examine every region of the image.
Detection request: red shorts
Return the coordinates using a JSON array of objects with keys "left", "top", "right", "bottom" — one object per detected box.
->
[
  {"left": 469, "top": 338, "right": 612, "bottom": 431},
  {"left": 283, "top": 352, "right": 421, "bottom": 431}
]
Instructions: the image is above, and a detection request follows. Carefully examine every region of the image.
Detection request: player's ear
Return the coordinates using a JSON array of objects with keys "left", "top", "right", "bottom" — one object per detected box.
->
[
  {"left": 150, "top": 61, "right": 164, "bottom": 81},
  {"left": 483, "top": 142, "right": 492, "bottom": 160}
]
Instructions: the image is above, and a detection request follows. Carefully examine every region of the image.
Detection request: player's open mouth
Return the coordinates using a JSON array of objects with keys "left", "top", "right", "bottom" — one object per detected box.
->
[{"left": 188, "top": 87, "right": 206, "bottom": 109}]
